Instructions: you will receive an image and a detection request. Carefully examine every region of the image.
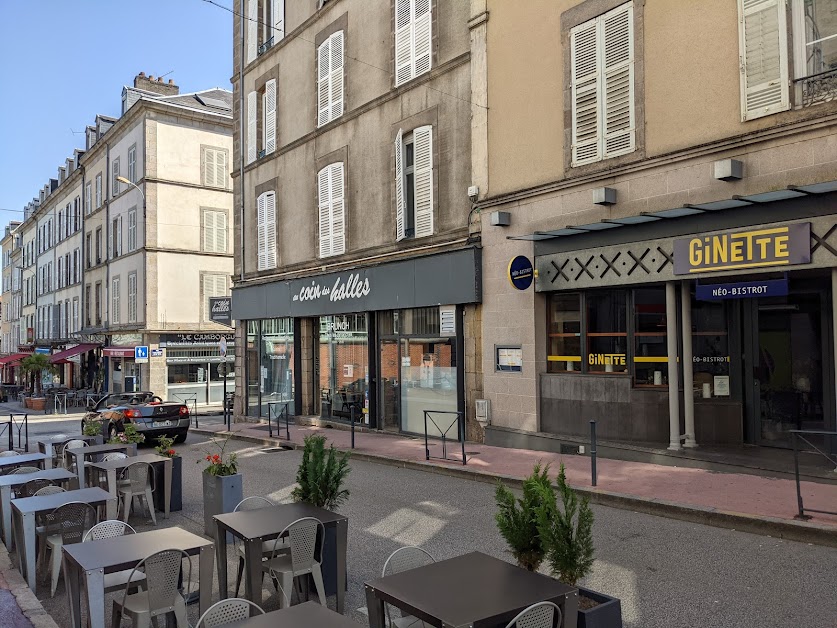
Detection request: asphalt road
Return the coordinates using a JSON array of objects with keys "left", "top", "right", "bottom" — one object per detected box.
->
[{"left": 14, "top": 414, "right": 837, "bottom": 628}]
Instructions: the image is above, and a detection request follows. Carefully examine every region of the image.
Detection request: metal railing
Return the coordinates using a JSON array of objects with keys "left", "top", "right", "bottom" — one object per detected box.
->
[
  {"left": 267, "top": 401, "right": 291, "bottom": 440},
  {"left": 423, "top": 410, "right": 466, "bottom": 465},
  {"left": 7, "top": 413, "right": 29, "bottom": 452},
  {"left": 793, "top": 68, "right": 837, "bottom": 108},
  {"left": 790, "top": 429, "right": 837, "bottom": 520}
]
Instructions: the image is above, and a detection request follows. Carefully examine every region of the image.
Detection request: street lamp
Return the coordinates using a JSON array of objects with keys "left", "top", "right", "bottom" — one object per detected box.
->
[{"left": 116, "top": 177, "right": 145, "bottom": 219}]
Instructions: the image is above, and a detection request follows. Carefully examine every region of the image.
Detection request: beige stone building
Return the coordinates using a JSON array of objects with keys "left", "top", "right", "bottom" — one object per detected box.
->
[
  {"left": 476, "top": 0, "right": 837, "bottom": 454},
  {"left": 0, "top": 222, "right": 21, "bottom": 365}
]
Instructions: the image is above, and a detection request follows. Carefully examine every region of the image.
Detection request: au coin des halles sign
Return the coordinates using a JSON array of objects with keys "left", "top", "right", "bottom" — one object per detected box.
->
[{"left": 209, "top": 297, "right": 233, "bottom": 326}]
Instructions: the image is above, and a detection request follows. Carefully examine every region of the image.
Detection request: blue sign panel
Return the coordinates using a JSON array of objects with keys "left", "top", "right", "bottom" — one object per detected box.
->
[
  {"left": 508, "top": 255, "right": 534, "bottom": 291},
  {"left": 34, "top": 347, "right": 50, "bottom": 355},
  {"left": 134, "top": 346, "right": 149, "bottom": 360},
  {"left": 695, "top": 278, "right": 788, "bottom": 301}
]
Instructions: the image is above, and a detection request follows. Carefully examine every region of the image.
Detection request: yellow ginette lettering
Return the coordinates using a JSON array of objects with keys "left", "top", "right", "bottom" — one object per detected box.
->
[
  {"left": 755, "top": 237, "right": 771, "bottom": 258},
  {"left": 730, "top": 239, "right": 744, "bottom": 262},
  {"left": 689, "top": 239, "right": 702, "bottom": 266},
  {"left": 712, "top": 236, "right": 727, "bottom": 265},
  {"left": 774, "top": 235, "right": 789, "bottom": 258}
]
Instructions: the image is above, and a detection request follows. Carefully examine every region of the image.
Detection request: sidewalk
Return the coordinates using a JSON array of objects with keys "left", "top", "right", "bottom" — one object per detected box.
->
[
  {"left": 194, "top": 417, "right": 837, "bottom": 546},
  {"left": 0, "top": 544, "right": 59, "bottom": 628}
]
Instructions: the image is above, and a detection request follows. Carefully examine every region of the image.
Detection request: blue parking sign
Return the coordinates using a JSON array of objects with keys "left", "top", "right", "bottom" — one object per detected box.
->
[{"left": 135, "top": 346, "right": 149, "bottom": 362}]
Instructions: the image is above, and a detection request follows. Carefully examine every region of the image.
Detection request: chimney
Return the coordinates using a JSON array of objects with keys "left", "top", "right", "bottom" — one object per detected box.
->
[{"left": 133, "top": 71, "right": 179, "bottom": 96}]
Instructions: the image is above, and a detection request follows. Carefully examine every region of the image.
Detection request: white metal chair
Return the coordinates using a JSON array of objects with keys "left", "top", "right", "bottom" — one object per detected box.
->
[
  {"left": 34, "top": 486, "right": 66, "bottom": 496},
  {"left": 382, "top": 546, "right": 436, "bottom": 628},
  {"left": 17, "top": 478, "right": 53, "bottom": 498},
  {"left": 9, "top": 466, "right": 40, "bottom": 475},
  {"left": 111, "top": 548, "right": 192, "bottom": 628},
  {"left": 263, "top": 517, "right": 326, "bottom": 609},
  {"left": 195, "top": 598, "right": 265, "bottom": 628},
  {"left": 40, "top": 501, "right": 97, "bottom": 596},
  {"left": 62, "top": 439, "right": 88, "bottom": 472},
  {"left": 118, "top": 462, "right": 156, "bottom": 525},
  {"left": 83, "top": 520, "right": 146, "bottom": 594},
  {"left": 232, "top": 496, "right": 285, "bottom": 597},
  {"left": 103, "top": 452, "right": 128, "bottom": 462},
  {"left": 504, "top": 601, "right": 562, "bottom": 628}
]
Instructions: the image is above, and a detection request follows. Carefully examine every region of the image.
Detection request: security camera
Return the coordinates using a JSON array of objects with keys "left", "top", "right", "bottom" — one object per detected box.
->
[{"left": 467, "top": 185, "right": 479, "bottom": 202}]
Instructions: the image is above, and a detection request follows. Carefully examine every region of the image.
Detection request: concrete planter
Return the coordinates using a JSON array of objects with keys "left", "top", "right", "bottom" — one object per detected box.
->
[
  {"left": 153, "top": 456, "right": 183, "bottom": 512},
  {"left": 577, "top": 587, "right": 622, "bottom": 628},
  {"left": 29, "top": 397, "right": 46, "bottom": 411},
  {"left": 202, "top": 472, "right": 243, "bottom": 541}
]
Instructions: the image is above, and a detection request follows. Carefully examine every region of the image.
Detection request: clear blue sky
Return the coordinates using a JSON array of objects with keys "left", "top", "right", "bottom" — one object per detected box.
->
[{"left": 0, "top": 0, "right": 233, "bottom": 224}]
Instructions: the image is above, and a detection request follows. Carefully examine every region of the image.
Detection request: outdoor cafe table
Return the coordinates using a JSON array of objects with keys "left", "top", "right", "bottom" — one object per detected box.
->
[
  {"left": 36, "top": 435, "right": 101, "bottom": 469},
  {"left": 364, "top": 551, "right": 579, "bottom": 628},
  {"left": 0, "top": 452, "right": 47, "bottom": 475},
  {"left": 87, "top": 452, "right": 172, "bottom": 519},
  {"left": 224, "top": 601, "right": 358, "bottom": 627},
  {"left": 65, "top": 442, "right": 137, "bottom": 488},
  {"left": 214, "top": 502, "right": 348, "bottom": 612},
  {"left": 11, "top": 487, "right": 116, "bottom": 589},
  {"left": 63, "top": 525, "right": 215, "bottom": 628},
  {"left": 0, "top": 467, "right": 76, "bottom": 547}
]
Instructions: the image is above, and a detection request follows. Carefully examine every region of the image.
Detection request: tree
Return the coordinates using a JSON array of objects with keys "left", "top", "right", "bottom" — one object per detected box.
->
[
  {"left": 20, "top": 354, "right": 58, "bottom": 397},
  {"left": 495, "top": 463, "right": 554, "bottom": 571}
]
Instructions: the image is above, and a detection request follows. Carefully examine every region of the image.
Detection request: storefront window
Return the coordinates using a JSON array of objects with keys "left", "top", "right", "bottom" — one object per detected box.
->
[
  {"left": 319, "top": 315, "right": 369, "bottom": 421},
  {"left": 261, "top": 318, "right": 295, "bottom": 416},
  {"left": 634, "top": 288, "right": 668, "bottom": 386},
  {"left": 586, "top": 290, "right": 627, "bottom": 373},
  {"left": 548, "top": 293, "right": 581, "bottom": 373},
  {"left": 166, "top": 346, "right": 235, "bottom": 404},
  {"left": 246, "top": 321, "right": 259, "bottom": 415},
  {"left": 692, "top": 298, "right": 730, "bottom": 398}
]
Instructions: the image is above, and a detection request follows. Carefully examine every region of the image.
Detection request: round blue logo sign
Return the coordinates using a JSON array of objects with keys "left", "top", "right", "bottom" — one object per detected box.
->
[{"left": 508, "top": 255, "right": 534, "bottom": 290}]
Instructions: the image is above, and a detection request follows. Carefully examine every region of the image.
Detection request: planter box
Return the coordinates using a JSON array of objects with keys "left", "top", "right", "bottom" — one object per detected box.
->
[
  {"left": 202, "top": 472, "right": 243, "bottom": 541},
  {"left": 153, "top": 456, "right": 183, "bottom": 512},
  {"left": 29, "top": 397, "right": 46, "bottom": 411},
  {"left": 319, "top": 524, "right": 347, "bottom": 597},
  {"left": 577, "top": 587, "right": 622, "bottom": 628}
]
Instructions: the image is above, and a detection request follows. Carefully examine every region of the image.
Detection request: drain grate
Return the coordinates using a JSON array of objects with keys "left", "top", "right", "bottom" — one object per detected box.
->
[{"left": 258, "top": 446, "right": 294, "bottom": 454}]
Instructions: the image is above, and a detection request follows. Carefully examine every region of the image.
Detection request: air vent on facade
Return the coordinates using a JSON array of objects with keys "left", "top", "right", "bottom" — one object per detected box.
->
[{"left": 475, "top": 399, "right": 490, "bottom": 426}]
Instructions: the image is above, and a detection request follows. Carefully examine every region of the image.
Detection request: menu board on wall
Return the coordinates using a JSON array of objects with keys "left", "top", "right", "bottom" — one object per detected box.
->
[{"left": 496, "top": 347, "right": 523, "bottom": 372}]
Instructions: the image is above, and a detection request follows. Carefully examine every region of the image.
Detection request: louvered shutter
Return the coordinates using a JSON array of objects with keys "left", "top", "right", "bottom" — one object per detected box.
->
[
  {"left": 118, "top": 216, "right": 123, "bottom": 256},
  {"left": 331, "top": 163, "right": 345, "bottom": 255},
  {"left": 216, "top": 212, "right": 228, "bottom": 253},
  {"left": 272, "top": 0, "right": 285, "bottom": 42},
  {"left": 738, "top": 0, "right": 789, "bottom": 121},
  {"left": 318, "top": 167, "right": 332, "bottom": 257},
  {"left": 394, "top": 129, "right": 405, "bottom": 241},
  {"left": 602, "top": 3, "right": 634, "bottom": 157},
  {"left": 571, "top": 19, "right": 601, "bottom": 166},
  {"left": 216, "top": 150, "right": 227, "bottom": 188},
  {"left": 413, "top": 125, "right": 434, "bottom": 238},
  {"left": 394, "top": 0, "right": 412, "bottom": 85},
  {"left": 204, "top": 147, "right": 216, "bottom": 186},
  {"left": 329, "top": 32, "right": 344, "bottom": 122},
  {"left": 414, "top": 0, "right": 432, "bottom": 77},
  {"left": 317, "top": 38, "right": 331, "bottom": 127},
  {"left": 203, "top": 210, "right": 215, "bottom": 252},
  {"left": 247, "top": 92, "right": 257, "bottom": 164},
  {"left": 264, "top": 191, "right": 277, "bottom": 269},
  {"left": 247, "top": 0, "right": 257, "bottom": 63},
  {"left": 257, "top": 192, "right": 267, "bottom": 269},
  {"left": 264, "top": 79, "right": 277, "bottom": 153}
]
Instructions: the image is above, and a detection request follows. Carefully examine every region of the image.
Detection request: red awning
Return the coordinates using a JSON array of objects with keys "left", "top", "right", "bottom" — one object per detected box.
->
[
  {"left": 0, "top": 352, "right": 32, "bottom": 366},
  {"left": 103, "top": 346, "right": 136, "bottom": 358},
  {"left": 49, "top": 344, "right": 99, "bottom": 364}
]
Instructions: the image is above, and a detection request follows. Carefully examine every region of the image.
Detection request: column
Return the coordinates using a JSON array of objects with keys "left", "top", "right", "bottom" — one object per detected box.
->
[
  {"left": 666, "top": 282, "right": 682, "bottom": 451},
  {"left": 681, "top": 282, "right": 697, "bottom": 448},
  {"left": 832, "top": 270, "right": 837, "bottom": 428}
]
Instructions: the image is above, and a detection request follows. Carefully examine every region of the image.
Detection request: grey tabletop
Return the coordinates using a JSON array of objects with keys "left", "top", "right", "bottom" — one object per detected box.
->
[
  {"left": 365, "top": 551, "right": 577, "bottom": 627},
  {"left": 66, "top": 444, "right": 134, "bottom": 456},
  {"left": 214, "top": 502, "right": 346, "bottom": 541},
  {"left": 0, "top": 468, "right": 75, "bottom": 487},
  {"left": 11, "top": 487, "right": 113, "bottom": 515},
  {"left": 0, "top": 453, "right": 47, "bottom": 468},
  {"left": 87, "top": 453, "right": 168, "bottom": 471},
  {"left": 223, "top": 602, "right": 357, "bottom": 627}
]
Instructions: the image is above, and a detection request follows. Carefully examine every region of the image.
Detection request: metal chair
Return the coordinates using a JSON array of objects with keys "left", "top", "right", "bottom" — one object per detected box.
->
[
  {"left": 83, "top": 520, "right": 147, "bottom": 594},
  {"left": 504, "top": 601, "right": 562, "bottom": 628},
  {"left": 111, "top": 548, "right": 192, "bottom": 628},
  {"left": 264, "top": 517, "right": 326, "bottom": 609},
  {"left": 40, "top": 501, "right": 97, "bottom": 596},
  {"left": 195, "top": 598, "right": 265, "bottom": 628},
  {"left": 34, "top": 485, "right": 66, "bottom": 496},
  {"left": 103, "top": 452, "right": 128, "bottom": 462},
  {"left": 9, "top": 466, "right": 40, "bottom": 475},
  {"left": 232, "top": 496, "right": 284, "bottom": 597},
  {"left": 382, "top": 546, "right": 436, "bottom": 628},
  {"left": 62, "top": 439, "right": 88, "bottom": 472},
  {"left": 118, "top": 462, "right": 156, "bottom": 525},
  {"left": 17, "top": 478, "right": 53, "bottom": 498},
  {"left": 0, "top": 451, "right": 19, "bottom": 457}
]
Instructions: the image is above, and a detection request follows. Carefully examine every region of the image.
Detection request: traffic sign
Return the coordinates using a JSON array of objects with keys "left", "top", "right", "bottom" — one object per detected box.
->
[{"left": 134, "top": 346, "right": 149, "bottom": 363}]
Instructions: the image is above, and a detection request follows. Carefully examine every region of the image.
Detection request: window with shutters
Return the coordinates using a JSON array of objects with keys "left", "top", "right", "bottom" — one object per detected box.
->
[
  {"left": 256, "top": 191, "right": 277, "bottom": 270},
  {"left": 95, "top": 174, "right": 102, "bottom": 208},
  {"left": 111, "top": 218, "right": 122, "bottom": 258},
  {"left": 247, "top": 92, "right": 257, "bottom": 165},
  {"left": 261, "top": 0, "right": 284, "bottom": 49},
  {"left": 202, "top": 146, "right": 229, "bottom": 187},
  {"left": 128, "top": 144, "right": 137, "bottom": 182},
  {"left": 202, "top": 273, "right": 230, "bottom": 322},
  {"left": 112, "top": 158, "right": 121, "bottom": 196},
  {"left": 112, "top": 276, "right": 120, "bottom": 325},
  {"left": 74, "top": 196, "right": 81, "bottom": 231},
  {"left": 95, "top": 228, "right": 102, "bottom": 264},
  {"left": 317, "top": 163, "right": 346, "bottom": 258},
  {"left": 791, "top": 0, "right": 837, "bottom": 108},
  {"left": 85, "top": 183, "right": 92, "bottom": 215},
  {"left": 72, "top": 298, "right": 79, "bottom": 333},
  {"left": 73, "top": 249, "right": 79, "bottom": 283},
  {"left": 394, "top": 0, "right": 432, "bottom": 86},
  {"left": 85, "top": 284, "right": 91, "bottom": 326},
  {"left": 128, "top": 209, "right": 137, "bottom": 251},
  {"left": 86, "top": 233, "right": 92, "bottom": 268},
  {"left": 570, "top": 2, "right": 635, "bottom": 166},
  {"left": 128, "top": 272, "right": 137, "bottom": 323},
  {"left": 317, "top": 31, "right": 344, "bottom": 127},
  {"left": 738, "top": 0, "right": 790, "bottom": 120},
  {"left": 394, "top": 126, "right": 433, "bottom": 241},
  {"left": 246, "top": 0, "right": 258, "bottom": 64},
  {"left": 263, "top": 79, "right": 277, "bottom": 153},
  {"left": 203, "top": 209, "right": 229, "bottom": 253}
]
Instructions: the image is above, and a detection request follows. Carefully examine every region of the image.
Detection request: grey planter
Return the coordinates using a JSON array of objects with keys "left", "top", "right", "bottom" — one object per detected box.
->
[
  {"left": 202, "top": 472, "right": 243, "bottom": 541},
  {"left": 577, "top": 587, "right": 622, "bottom": 628}
]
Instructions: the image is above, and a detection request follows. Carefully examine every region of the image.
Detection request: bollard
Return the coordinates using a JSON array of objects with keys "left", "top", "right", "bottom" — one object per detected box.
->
[
  {"left": 350, "top": 406, "right": 356, "bottom": 449},
  {"left": 590, "top": 420, "right": 597, "bottom": 487}
]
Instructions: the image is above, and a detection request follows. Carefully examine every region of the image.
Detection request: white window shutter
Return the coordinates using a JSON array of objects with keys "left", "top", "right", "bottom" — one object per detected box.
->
[
  {"left": 216, "top": 150, "right": 227, "bottom": 188},
  {"left": 394, "top": 0, "right": 413, "bottom": 85},
  {"left": 317, "top": 38, "right": 331, "bottom": 127},
  {"left": 329, "top": 32, "right": 345, "bottom": 123},
  {"left": 571, "top": 19, "right": 601, "bottom": 166},
  {"left": 318, "top": 167, "right": 332, "bottom": 257},
  {"left": 331, "top": 163, "right": 345, "bottom": 255},
  {"left": 272, "top": 0, "right": 285, "bottom": 42},
  {"left": 602, "top": 3, "right": 634, "bottom": 157},
  {"left": 264, "top": 79, "right": 277, "bottom": 153},
  {"left": 264, "top": 191, "right": 277, "bottom": 269},
  {"left": 203, "top": 210, "right": 215, "bottom": 252},
  {"left": 216, "top": 211, "right": 228, "bottom": 253},
  {"left": 257, "top": 192, "right": 267, "bottom": 269},
  {"left": 413, "top": 125, "right": 434, "bottom": 238},
  {"left": 247, "top": 0, "right": 257, "bottom": 63},
  {"left": 204, "top": 147, "right": 216, "bottom": 186},
  {"left": 394, "top": 129, "right": 406, "bottom": 241},
  {"left": 738, "top": 0, "right": 789, "bottom": 121},
  {"left": 414, "top": 0, "right": 432, "bottom": 77},
  {"left": 247, "top": 91, "right": 257, "bottom": 164}
]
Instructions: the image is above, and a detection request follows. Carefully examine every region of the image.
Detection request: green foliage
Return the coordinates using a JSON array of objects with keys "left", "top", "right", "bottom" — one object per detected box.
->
[
  {"left": 291, "top": 435, "right": 351, "bottom": 511},
  {"left": 198, "top": 437, "right": 238, "bottom": 476},
  {"left": 535, "top": 463, "right": 595, "bottom": 587},
  {"left": 155, "top": 435, "right": 178, "bottom": 458},
  {"left": 19, "top": 354, "right": 58, "bottom": 396},
  {"left": 495, "top": 463, "right": 554, "bottom": 571},
  {"left": 108, "top": 422, "right": 146, "bottom": 445},
  {"left": 82, "top": 419, "right": 103, "bottom": 437}
]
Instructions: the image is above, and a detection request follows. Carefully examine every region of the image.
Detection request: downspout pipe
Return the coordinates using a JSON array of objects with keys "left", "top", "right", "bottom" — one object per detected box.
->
[{"left": 239, "top": 0, "right": 245, "bottom": 282}]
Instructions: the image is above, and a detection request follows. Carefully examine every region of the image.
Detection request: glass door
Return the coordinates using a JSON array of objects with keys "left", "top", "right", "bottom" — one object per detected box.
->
[{"left": 378, "top": 338, "right": 400, "bottom": 432}]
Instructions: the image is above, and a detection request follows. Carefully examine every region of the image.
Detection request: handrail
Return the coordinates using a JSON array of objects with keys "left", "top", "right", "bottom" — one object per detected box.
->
[
  {"left": 8, "top": 413, "right": 29, "bottom": 452},
  {"left": 267, "top": 401, "right": 291, "bottom": 440},
  {"left": 790, "top": 429, "right": 837, "bottom": 520},
  {"left": 423, "top": 410, "right": 466, "bottom": 465}
]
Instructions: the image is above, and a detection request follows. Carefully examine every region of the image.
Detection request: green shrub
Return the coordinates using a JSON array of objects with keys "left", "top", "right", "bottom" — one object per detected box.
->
[
  {"left": 291, "top": 435, "right": 350, "bottom": 511},
  {"left": 495, "top": 462, "right": 554, "bottom": 571}
]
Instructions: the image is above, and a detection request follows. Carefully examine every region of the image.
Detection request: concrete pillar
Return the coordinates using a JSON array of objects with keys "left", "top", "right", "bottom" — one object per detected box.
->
[
  {"left": 681, "top": 282, "right": 697, "bottom": 448},
  {"left": 832, "top": 270, "right": 837, "bottom": 428},
  {"left": 666, "top": 282, "right": 682, "bottom": 451}
]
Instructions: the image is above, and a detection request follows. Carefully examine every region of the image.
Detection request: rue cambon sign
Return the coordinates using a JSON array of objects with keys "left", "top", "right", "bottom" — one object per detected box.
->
[{"left": 674, "top": 223, "right": 810, "bottom": 275}]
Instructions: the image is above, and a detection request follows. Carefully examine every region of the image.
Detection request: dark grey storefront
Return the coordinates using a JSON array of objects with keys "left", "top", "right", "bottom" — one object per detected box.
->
[{"left": 232, "top": 248, "right": 481, "bottom": 433}]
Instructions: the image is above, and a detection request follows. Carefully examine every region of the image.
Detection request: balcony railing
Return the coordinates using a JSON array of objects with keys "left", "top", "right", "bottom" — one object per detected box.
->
[
  {"left": 794, "top": 67, "right": 837, "bottom": 108},
  {"left": 258, "top": 37, "right": 274, "bottom": 57}
]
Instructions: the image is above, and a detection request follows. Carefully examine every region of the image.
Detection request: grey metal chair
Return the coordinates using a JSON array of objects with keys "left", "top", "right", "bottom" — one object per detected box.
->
[
  {"left": 232, "top": 496, "right": 284, "bottom": 597},
  {"left": 62, "top": 439, "right": 88, "bottom": 472},
  {"left": 504, "top": 601, "right": 562, "bottom": 628},
  {"left": 83, "top": 520, "right": 146, "bottom": 594},
  {"left": 103, "top": 452, "right": 128, "bottom": 462},
  {"left": 382, "top": 546, "right": 436, "bottom": 628},
  {"left": 112, "top": 548, "right": 192, "bottom": 628},
  {"left": 264, "top": 517, "right": 326, "bottom": 609},
  {"left": 40, "top": 501, "right": 97, "bottom": 596},
  {"left": 9, "top": 466, "right": 40, "bottom": 475},
  {"left": 195, "top": 598, "right": 265, "bottom": 628},
  {"left": 34, "top": 486, "right": 66, "bottom": 496},
  {"left": 17, "top": 478, "right": 53, "bottom": 498},
  {"left": 118, "top": 462, "right": 156, "bottom": 525}
]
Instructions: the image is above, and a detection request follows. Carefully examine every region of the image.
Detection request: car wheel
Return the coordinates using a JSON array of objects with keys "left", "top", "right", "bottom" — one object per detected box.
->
[
  {"left": 108, "top": 424, "right": 118, "bottom": 441},
  {"left": 174, "top": 432, "right": 187, "bottom": 444}
]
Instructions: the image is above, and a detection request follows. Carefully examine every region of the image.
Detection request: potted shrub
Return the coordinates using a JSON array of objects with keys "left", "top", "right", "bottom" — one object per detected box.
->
[
  {"left": 20, "top": 354, "right": 57, "bottom": 412},
  {"left": 494, "top": 462, "right": 553, "bottom": 571},
  {"left": 108, "top": 421, "right": 145, "bottom": 446},
  {"left": 291, "top": 434, "right": 351, "bottom": 597},
  {"left": 81, "top": 418, "right": 105, "bottom": 444},
  {"left": 152, "top": 435, "right": 182, "bottom": 512},
  {"left": 199, "top": 437, "right": 242, "bottom": 539}
]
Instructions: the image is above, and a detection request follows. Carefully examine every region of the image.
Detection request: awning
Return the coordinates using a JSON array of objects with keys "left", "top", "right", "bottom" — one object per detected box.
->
[
  {"left": 0, "top": 353, "right": 32, "bottom": 366},
  {"left": 49, "top": 344, "right": 99, "bottom": 364},
  {"left": 103, "top": 346, "right": 136, "bottom": 358}
]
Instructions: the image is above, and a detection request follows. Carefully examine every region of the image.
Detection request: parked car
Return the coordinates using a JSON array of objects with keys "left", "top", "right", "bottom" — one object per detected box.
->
[{"left": 81, "top": 391, "right": 191, "bottom": 443}]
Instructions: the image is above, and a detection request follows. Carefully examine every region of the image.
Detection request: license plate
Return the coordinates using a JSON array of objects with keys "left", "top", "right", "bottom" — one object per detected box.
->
[{"left": 153, "top": 420, "right": 175, "bottom": 428}]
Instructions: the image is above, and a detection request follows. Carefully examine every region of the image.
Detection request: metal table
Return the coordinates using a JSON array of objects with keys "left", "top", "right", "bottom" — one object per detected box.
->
[
  {"left": 0, "top": 452, "right": 47, "bottom": 475},
  {"left": 214, "top": 502, "right": 348, "bottom": 612},
  {"left": 65, "top": 443, "right": 137, "bottom": 488},
  {"left": 36, "top": 435, "right": 101, "bottom": 469},
  {"left": 87, "top": 453, "right": 172, "bottom": 519},
  {"left": 224, "top": 602, "right": 358, "bottom": 627},
  {"left": 63, "top": 525, "right": 215, "bottom": 628},
  {"left": 0, "top": 467, "right": 76, "bottom": 547},
  {"left": 11, "top": 487, "right": 116, "bottom": 589},
  {"left": 364, "top": 551, "right": 579, "bottom": 628}
]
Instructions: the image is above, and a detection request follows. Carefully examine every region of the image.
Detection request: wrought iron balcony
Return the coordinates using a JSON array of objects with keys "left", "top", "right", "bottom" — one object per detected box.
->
[
  {"left": 258, "top": 37, "right": 274, "bottom": 57},
  {"left": 795, "top": 68, "right": 837, "bottom": 108}
]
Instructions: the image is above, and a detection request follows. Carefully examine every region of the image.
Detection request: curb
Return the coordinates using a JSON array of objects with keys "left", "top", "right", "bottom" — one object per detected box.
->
[
  {"left": 0, "top": 543, "right": 60, "bottom": 628},
  {"left": 192, "top": 427, "right": 837, "bottom": 549}
]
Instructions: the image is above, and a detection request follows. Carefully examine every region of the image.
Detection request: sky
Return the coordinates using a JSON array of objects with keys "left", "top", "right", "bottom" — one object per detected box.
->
[{"left": 0, "top": 0, "right": 233, "bottom": 225}]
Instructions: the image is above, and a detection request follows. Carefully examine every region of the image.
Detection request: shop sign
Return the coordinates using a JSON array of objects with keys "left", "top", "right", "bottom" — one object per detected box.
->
[
  {"left": 695, "top": 278, "right": 788, "bottom": 300},
  {"left": 209, "top": 297, "right": 233, "bottom": 326},
  {"left": 589, "top": 353, "right": 626, "bottom": 367},
  {"left": 34, "top": 347, "right": 50, "bottom": 355},
  {"left": 160, "top": 333, "right": 234, "bottom": 347},
  {"left": 293, "top": 273, "right": 371, "bottom": 305},
  {"left": 508, "top": 256, "right": 534, "bottom": 290},
  {"left": 112, "top": 333, "right": 143, "bottom": 345},
  {"left": 674, "top": 223, "right": 810, "bottom": 275}
]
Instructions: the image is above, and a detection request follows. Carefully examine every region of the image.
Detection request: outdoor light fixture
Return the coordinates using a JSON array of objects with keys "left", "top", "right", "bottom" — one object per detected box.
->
[
  {"left": 593, "top": 187, "right": 617, "bottom": 205},
  {"left": 713, "top": 159, "right": 743, "bottom": 181}
]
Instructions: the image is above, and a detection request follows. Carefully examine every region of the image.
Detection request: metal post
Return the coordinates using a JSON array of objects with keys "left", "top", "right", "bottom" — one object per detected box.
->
[
  {"left": 666, "top": 281, "right": 682, "bottom": 451},
  {"left": 424, "top": 411, "right": 430, "bottom": 460},
  {"left": 268, "top": 403, "right": 274, "bottom": 439},
  {"left": 223, "top": 366, "right": 229, "bottom": 430},
  {"left": 681, "top": 282, "right": 697, "bottom": 448},
  {"left": 460, "top": 412, "right": 466, "bottom": 466},
  {"left": 350, "top": 406, "right": 355, "bottom": 449},
  {"left": 7, "top": 415, "right": 11, "bottom": 452},
  {"left": 792, "top": 432, "right": 806, "bottom": 519},
  {"left": 23, "top": 413, "right": 28, "bottom": 453},
  {"left": 284, "top": 401, "right": 290, "bottom": 441},
  {"left": 590, "top": 420, "right": 597, "bottom": 487}
]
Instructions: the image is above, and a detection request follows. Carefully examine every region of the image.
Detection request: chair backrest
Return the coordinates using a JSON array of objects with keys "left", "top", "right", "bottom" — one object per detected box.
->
[
  {"left": 10, "top": 466, "right": 40, "bottom": 475},
  {"left": 19, "top": 478, "right": 53, "bottom": 498},
  {"left": 121, "top": 462, "right": 153, "bottom": 491},
  {"left": 34, "top": 486, "right": 66, "bottom": 497},
  {"left": 195, "top": 599, "right": 265, "bottom": 628},
  {"left": 83, "top": 519, "right": 136, "bottom": 542},
  {"left": 0, "top": 451, "right": 19, "bottom": 457},
  {"left": 233, "top": 496, "right": 274, "bottom": 512},
  {"left": 102, "top": 452, "right": 128, "bottom": 462},
  {"left": 122, "top": 549, "right": 192, "bottom": 613},
  {"left": 382, "top": 546, "right": 436, "bottom": 578},
  {"left": 272, "top": 517, "right": 324, "bottom": 573},
  {"left": 504, "top": 601, "right": 562, "bottom": 628},
  {"left": 43, "top": 501, "right": 97, "bottom": 546},
  {"left": 62, "top": 440, "right": 88, "bottom": 468}
]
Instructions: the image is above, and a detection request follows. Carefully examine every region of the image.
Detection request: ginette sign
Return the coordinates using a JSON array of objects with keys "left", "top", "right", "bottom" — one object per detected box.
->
[
  {"left": 508, "top": 256, "right": 534, "bottom": 290},
  {"left": 209, "top": 297, "right": 233, "bottom": 327},
  {"left": 695, "top": 278, "right": 789, "bottom": 301},
  {"left": 674, "top": 223, "right": 810, "bottom": 275}
]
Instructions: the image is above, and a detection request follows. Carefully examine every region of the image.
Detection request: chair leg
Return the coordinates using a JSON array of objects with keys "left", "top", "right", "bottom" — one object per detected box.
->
[
  {"left": 278, "top": 572, "right": 294, "bottom": 608},
  {"left": 310, "top": 565, "right": 327, "bottom": 607},
  {"left": 121, "top": 492, "right": 132, "bottom": 522},
  {"left": 50, "top": 543, "right": 62, "bottom": 596},
  {"left": 144, "top": 487, "right": 156, "bottom": 525},
  {"left": 172, "top": 597, "right": 189, "bottom": 627},
  {"left": 133, "top": 613, "right": 152, "bottom": 628},
  {"left": 234, "top": 557, "right": 244, "bottom": 597},
  {"left": 111, "top": 602, "right": 122, "bottom": 628}
]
